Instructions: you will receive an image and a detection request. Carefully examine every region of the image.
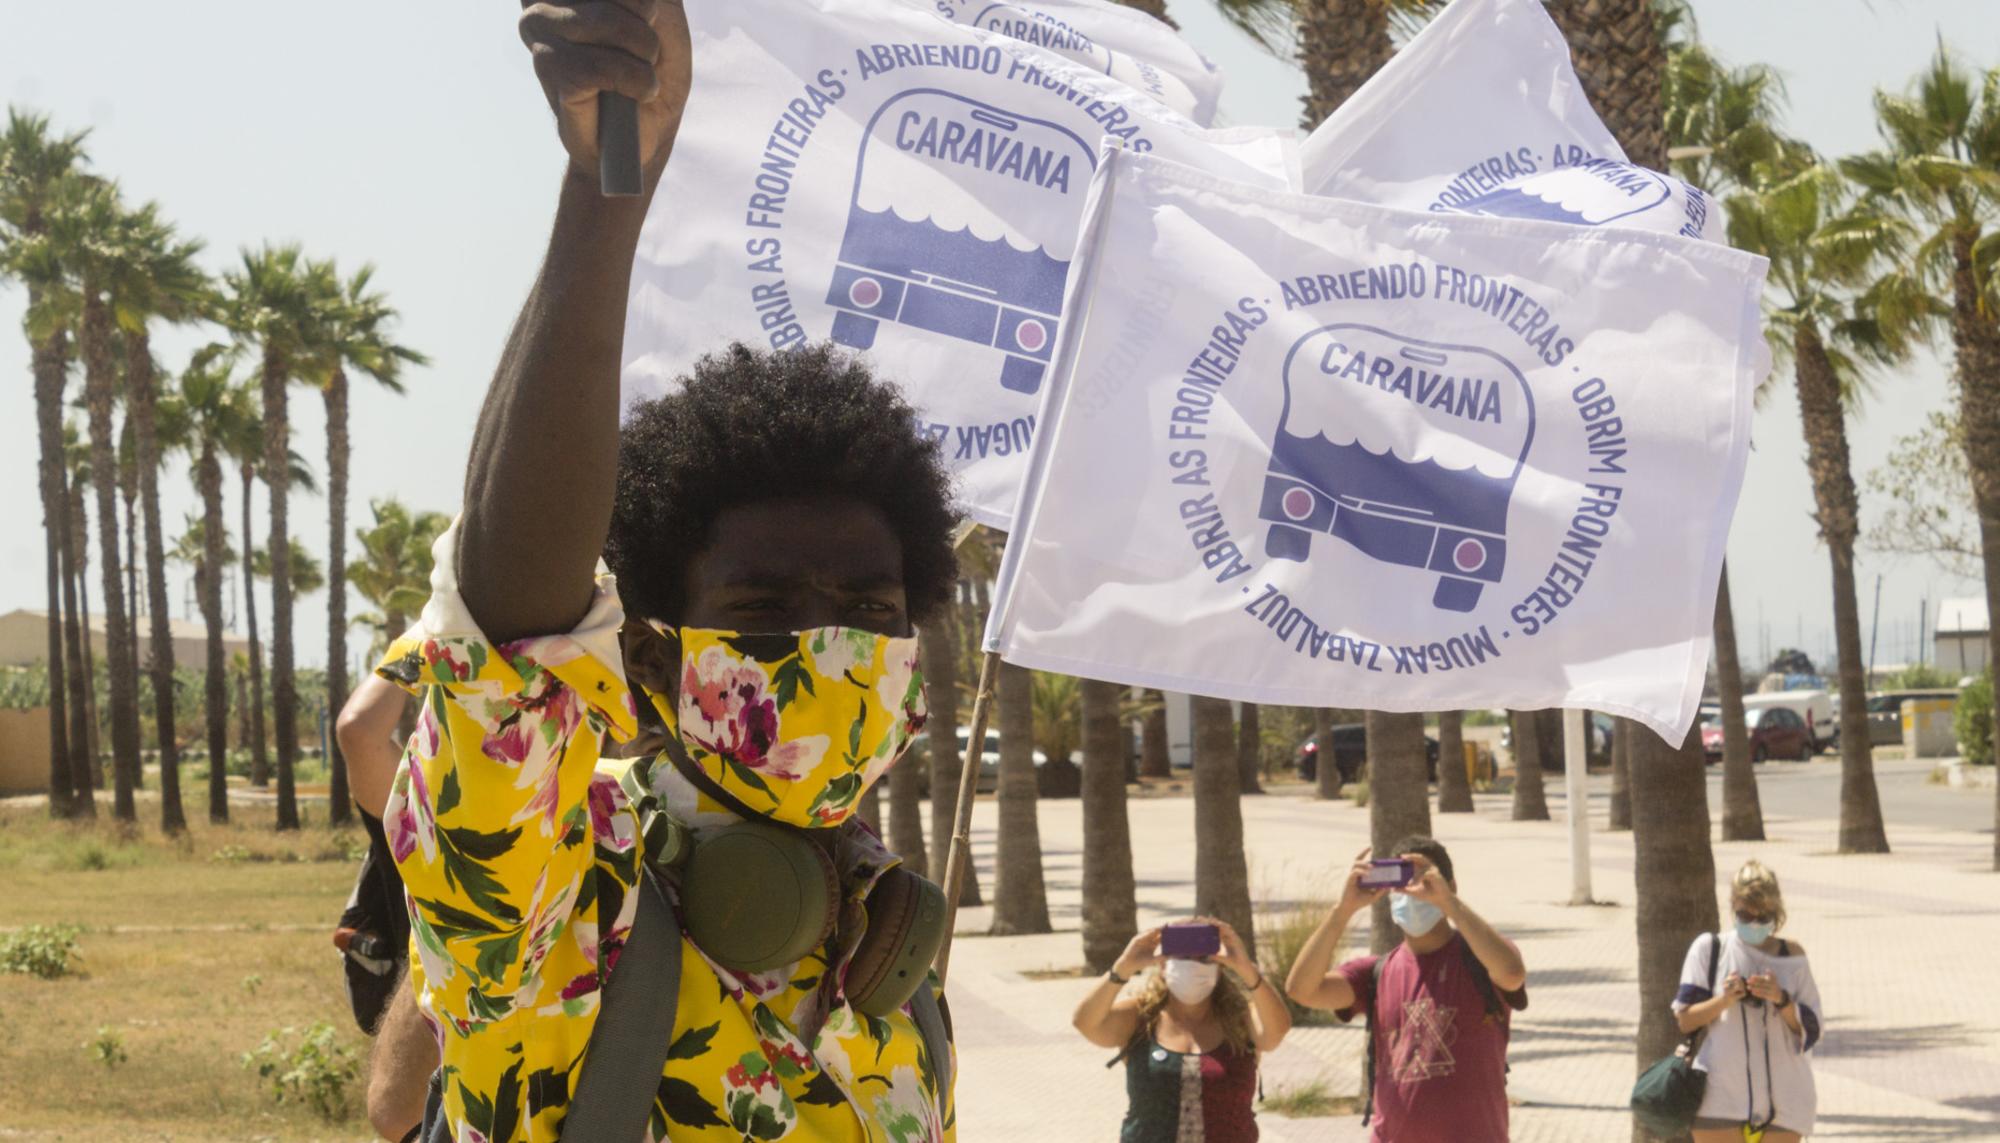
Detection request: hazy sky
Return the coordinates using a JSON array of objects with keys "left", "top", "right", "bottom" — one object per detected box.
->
[{"left": 2, "top": 0, "right": 1995, "bottom": 677}]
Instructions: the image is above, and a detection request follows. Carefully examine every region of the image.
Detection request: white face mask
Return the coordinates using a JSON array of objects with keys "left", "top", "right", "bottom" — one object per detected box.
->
[{"left": 1162, "top": 958, "right": 1220, "bottom": 1005}]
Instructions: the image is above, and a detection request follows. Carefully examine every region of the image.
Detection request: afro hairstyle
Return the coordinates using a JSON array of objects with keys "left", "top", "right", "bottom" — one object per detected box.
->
[{"left": 605, "top": 342, "right": 960, "bottom": 627}]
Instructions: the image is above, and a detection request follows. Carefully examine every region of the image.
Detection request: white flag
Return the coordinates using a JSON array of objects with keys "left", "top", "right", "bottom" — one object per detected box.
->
[
  {"left": 987, "top": 150, "right": 1767, "bottom": 739},
  {"left": 1299, "top": 0, "right": 1722, "bottom": 243},
  {"left": 621, "top": 0, "right": 1297, "bottom": 528},
  {"left": 929, "top": 0, "right": 1224, "bottom": 126}
]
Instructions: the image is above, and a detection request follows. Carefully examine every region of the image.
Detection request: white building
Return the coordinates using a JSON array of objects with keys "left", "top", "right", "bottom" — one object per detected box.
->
[{"left": 1935, "top": 597, "right": 1989, "bottom": 678}]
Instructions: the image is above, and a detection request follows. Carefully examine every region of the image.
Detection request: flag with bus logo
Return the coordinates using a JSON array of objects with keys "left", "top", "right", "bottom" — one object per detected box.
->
[
  {"left": 621, "top": 0, "right": 1296, "bottom": 528},
  {"left": 984, "top": 149, "right": 1768, "bottom": 739},
  {"left": 929, "top": 0, "right": 1224, "bottom": 126},
  {"left": 1298, "top": 0, "right": 1722, "bottom": 243}
]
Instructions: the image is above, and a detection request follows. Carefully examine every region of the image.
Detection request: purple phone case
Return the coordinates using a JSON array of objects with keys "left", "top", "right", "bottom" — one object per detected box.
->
[
  {"left": 1362, "top": 859, "right": 1415, "bottom": 888},
  {"left": 1160, "top": 923, "right": 1221, "bottom": 958}
]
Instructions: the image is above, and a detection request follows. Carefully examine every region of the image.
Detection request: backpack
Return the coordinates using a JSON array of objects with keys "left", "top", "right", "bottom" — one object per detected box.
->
[
  {"left": 1360, "top": 938, "right": 1524, "bottom": 1127},
  {"left": 1629, "top": 933, "right": 1722, "bottom": 1137},
  {"left": 336, "top": 811, "right": 410, "bottom": 1036}
]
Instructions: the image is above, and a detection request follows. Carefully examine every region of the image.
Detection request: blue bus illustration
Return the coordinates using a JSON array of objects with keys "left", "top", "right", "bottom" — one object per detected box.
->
[
  {"left": 1452, "top": 161, "right": 1673, "bottom": 228},
  {"left": 1259, "top": 325, "right": 1537, "bottom": 613},
  {"left": 825, "top": 90, "right": 1095, "bottom": 396}
]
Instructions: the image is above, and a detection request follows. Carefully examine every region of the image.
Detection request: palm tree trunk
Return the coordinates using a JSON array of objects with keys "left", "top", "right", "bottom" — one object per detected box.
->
[
  {"left": 886, "top": 734, "right": 929, "bottom": 872},
  {"left": 1629, "top": 721, "right": 1720, "bottom": 1130},
  {"left": 854, "top": 780, "right": 882, "bottom": 834},
  {"left": 1793, "top": 323, "right": 1886, "bottom": 853},
  {"left": 1110, "top": 0, "right": 1172, "bottom": 28},
  {"left": 70, "top": 482, "right": 103, "bottom": 784},
  {"left": 1236, "top": 701, "right": 1264, "bottom": 794},
  {"left": 239, "top": 463, "right": 270, "bottom": 788},
  {"left": 1608, "top": 718, "right": 1633, "bottom": 830},
  {"left": 81, "top": 288, "right": 141, "bottom": 822},
  {"left": 199, "top": 445, "right": 232, "bottom": 825},
  {"left": 59, "top": 466, "right": 97, "bottom": 813},
  {"left": 990, "top": 662, "right": 1051, "bottom": 934},
  {"left": 1509, "top": 710, "right": 1551, "bottom": 820},
  {"left": 324, "top": 371, "right": 352, "bottom": 825},
  {"left": 125, "top": 329, "right": 184, "bottom": 833},
  {"left": 1080, "top": 677, "right": 1138, "bottom": 972},
  {"left": 1297, "top": 0, "right": 1393, "bottom": 130},
  {"left": 262, "top": 347, "right": 301, "bottom": 830},
  {"left": 1139, "top": 688, "right": 1171, "bottom": 778},
  {"left": 122, "top": 474, "right": 140, "bottom": 701},
  {"left": 1368, "top": 710, "right": 1432, "bottom": 953},
  {"left": 1714, "top": 568, "right": 1763, "bottom": 841},
  {"left": 1436, "top": 711, "right": 1473, "bottom": 812},
  {"left": 1314, "top": 708, "right": 1341, "bottom": 798},
  {"left": 1947, "top": 229, "right": 2000, "bottom": 872},
  {"left": 31, "top": 310, "right": 75, "bottom": 818},
  {"left": 1545, "top": 0, "right": 1669, "bottom": 169},
  {"left": 922, "top": 618, "right": 980, "bottom": 905},
  {"left": 1192, "top": 696, "right": 1255, "bottom": 957}
]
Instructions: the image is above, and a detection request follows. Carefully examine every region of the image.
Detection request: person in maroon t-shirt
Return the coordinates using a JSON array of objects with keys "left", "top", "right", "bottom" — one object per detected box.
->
[{"left": 1285, "top": 836, "right": 1528, "bottom": 1143}]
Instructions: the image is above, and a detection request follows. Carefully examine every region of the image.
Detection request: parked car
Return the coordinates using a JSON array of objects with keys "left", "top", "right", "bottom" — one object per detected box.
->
[
  {"left": 1498, "top": 711, "right": 1614, "bottom": 769},
  {"left": 1700, "top": 705, "right": 1814, "bottom": 762},
  {"left": 1862, "top": 689, "right": 1959, "bottom": 747},
  {"left": 1296, "top": 724, "right": 1439, "bottom": 784},
  {"left": 1740, "top": 690, "right": 1833, "bottom": 754},
  {"left": 915, "top": 728, "right": 1050, "bottom": 797}
]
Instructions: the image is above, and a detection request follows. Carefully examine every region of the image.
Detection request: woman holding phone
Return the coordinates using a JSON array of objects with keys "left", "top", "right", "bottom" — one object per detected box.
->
[
  {"left": 1071, "top": 917, "right": 1292, "bottom": 1141},
  {"left": 1672, "top": 860, "right": 1823, "bottom": 1142}
]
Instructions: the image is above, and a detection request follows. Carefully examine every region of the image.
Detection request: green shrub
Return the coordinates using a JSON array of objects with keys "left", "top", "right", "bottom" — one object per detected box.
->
[
  {"left": 1956, "top": 671, "right": 1992, "bottom": 765},
  {"left": 84, "top": 1026, "right": 127, "bottom": 1069},
  {"left": 1, "top": 925, "right": 82, "bottom": 979},
  {"left": 1348, "top": 779, "right": 1370, "bottom": 808},
  {"left": 1885, "top": 663, "right": 1958, "bottom": 690},
  {"left": 242, "top": 1021, "right": 358, "bottom": 1122}
]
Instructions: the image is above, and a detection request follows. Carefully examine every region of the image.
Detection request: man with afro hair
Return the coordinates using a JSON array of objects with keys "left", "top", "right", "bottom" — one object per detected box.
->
[{"left": 372, "top": 6, "right": 965, "bottom": 1141}]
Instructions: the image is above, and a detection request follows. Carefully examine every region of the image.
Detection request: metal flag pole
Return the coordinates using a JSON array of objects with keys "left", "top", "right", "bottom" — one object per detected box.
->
[{"left": 1564, "top": 707, "right": 1594, "bottom": 905}]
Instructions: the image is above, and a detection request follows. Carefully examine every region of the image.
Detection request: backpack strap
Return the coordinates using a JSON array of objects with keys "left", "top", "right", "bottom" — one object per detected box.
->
[
  {"left": 908, "top": 976, "right": 954, "bottom": 1108},
  {"left": 415, "top": 869, "right": 684, "bottom": 1143},
  {"left": 1361, "top": 955, "right": 1387, "bottom": 1127},
  {"left": 1682, "top": 931, "right": 1722, "bottom": 1057}
]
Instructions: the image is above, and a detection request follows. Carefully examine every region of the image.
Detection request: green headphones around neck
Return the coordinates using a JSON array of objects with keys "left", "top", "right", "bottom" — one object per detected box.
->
[{"left": 629, "top": 756, "right": 948, "bottom": 1018}]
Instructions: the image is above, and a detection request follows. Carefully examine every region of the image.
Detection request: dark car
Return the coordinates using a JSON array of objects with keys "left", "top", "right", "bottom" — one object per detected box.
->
[
  {"left": 1700, "top": 706, "right": 1814, "bottom": 763},
  {"left": 1862, "top": 689, "right": 1958, "bottom": 747},
  {"left": 1296, "top": 723, "right": 1440, "bottom": 784}
]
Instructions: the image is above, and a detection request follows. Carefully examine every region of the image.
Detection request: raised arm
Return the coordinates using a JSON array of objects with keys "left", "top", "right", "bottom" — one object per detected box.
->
[
  {"left": 1210, "top": 918, "right": 1291, "bottom": 1052},
  {"left": 1284, "top": 848, "right": 1382, "bottom": 1012},
  {"left": 1072, "top": 928, "right": 1162, "bottom": 1049},
  {"left": 458, "top": 0, "right": 691, "bottom": 643},
  {"left": 1401, "top": 860, "right": 1527, "bottom": 993}
]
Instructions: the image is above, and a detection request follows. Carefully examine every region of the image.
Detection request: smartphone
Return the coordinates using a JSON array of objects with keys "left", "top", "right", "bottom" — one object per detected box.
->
[
  {"left": 1361, "top": 858, "right": 1416, "bottom": 890},
  {"left": 1159, "top": 922, "right": 1221, "bottom": 959}
]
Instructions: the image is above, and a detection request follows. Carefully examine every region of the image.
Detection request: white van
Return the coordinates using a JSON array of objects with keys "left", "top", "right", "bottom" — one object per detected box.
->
[{"left": 1741, "top": 690, "right": 1834, "bottom": 754}]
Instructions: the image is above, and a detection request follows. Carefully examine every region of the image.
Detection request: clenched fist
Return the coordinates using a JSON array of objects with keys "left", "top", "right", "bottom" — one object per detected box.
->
[{"left": 519, "top": 0, "right": 692, "bottom": 185}]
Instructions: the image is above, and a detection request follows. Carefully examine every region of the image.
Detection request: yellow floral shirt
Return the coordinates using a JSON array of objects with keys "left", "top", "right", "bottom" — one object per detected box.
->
[{"left": 380, "top": 526, "right": 955, "bottom": 1143}]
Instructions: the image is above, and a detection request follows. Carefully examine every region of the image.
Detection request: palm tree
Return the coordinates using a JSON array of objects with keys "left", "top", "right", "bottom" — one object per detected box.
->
[
  {"left": 1236, "top": 701, "right": 1263, "bottom": 794},
  {"left": 314, "top": 265, "right": 424, "bottom": 825},
  {"left": 1436, "top": 711, "right": 1472, "bottom": 813},
  {"left": 1138, "top": 688, "right": 1170, "bottom": 778},
  {"left": 176, "top": 346, "right": 256, "bottom": 824},
  {"left": 1608, "top": 718, "right": 1634, "bottom": 831},
  {"left": 920, "top": 618, "right": 962, "bottom": 897},
  {"left": 62, "top": 424, "right": 100, "bottom": 791},
  {"left": 990, "top": 662, "right": 1051, "bottom": 935},
  {"left": 1844, "top": 47, "right": 2000, "bottom": 871},
  {"left": 1079, "top": 678, "right": 1138, "bottom": 972},
  {"left": 347, "top": 498, "right": 447, "bottom": 742},
  {"left": 1367, "top": 709, "right": 1432, "bottom": 953},
  {"left": 0, "top": 108, "right": 90, "bottom": 818},
  {"left": 1313, "top": 708, "right": 1339, "bottom": 798},
  {"left": 229, "top": 406, "right": 270, "bottom": 788},
  {"left": 1029, "top": 670, "right": 1081, "bottom": 769},
  {"left": 104, "top": 201, "right": 208, "bottom": 834},
  {"left": 1546, "top": 5, "right": 1724, "bottom": 1125},
  {"left": 51, "top": 175, "right": 144, "bottom": 821},
  {"left": 1508, "top": 709, "right": 1550, "bottom": 821},
  {"left": 1729, "top": 160, "right": 1894, "bottom": 854},
  {"left": 1192, "top": 696, "right": 1255, "bottom": 956},
  {"left": 1297, "top": 0, "right": 1392, "bottom": 129},
  {"left": 222, "top": 243, "right": 334, "bottom": 831},
  {"left": 1665, "top": 30, "right": 1787, "bottom": 846},
  {"left": 1111, "top": 0, "right": 1172, "bottom": 27}
]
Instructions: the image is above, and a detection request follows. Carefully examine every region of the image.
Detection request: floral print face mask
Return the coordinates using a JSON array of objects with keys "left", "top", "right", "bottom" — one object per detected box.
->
[{"left": 641, "top": 626, "right": 927, "bottom": 829}]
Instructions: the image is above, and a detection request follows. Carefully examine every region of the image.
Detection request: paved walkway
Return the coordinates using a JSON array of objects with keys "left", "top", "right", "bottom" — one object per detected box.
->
[{"left": 938, "top": 761, "right": 2000, "bottom": 1141}]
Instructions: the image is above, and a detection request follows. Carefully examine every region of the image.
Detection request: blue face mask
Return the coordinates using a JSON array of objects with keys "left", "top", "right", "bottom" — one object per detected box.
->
[
  {"left": 1390, "top": 892, "right": 1444, "bottom": 938},
  {"left": 1736, "top": 919, "right": 1775, "bottom": 946}
]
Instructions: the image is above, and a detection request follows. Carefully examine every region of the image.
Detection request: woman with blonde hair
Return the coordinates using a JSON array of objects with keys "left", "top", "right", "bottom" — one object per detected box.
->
[
  {"left": 1072, "top": 917, "right": 1291, "bottom": 1141},
  {"left": 1671, "top": 860, "right": 1824, "bottom": 1141}
]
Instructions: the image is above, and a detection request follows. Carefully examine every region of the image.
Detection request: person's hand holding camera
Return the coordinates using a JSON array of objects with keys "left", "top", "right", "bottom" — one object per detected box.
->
[
  {"left": 1335, "top": 847, "right": 1388, "bottom": 918},
  {"left": 1398, "top": 855, "right": 1457, "bottom": 911},
  {"left": 1746, "top": 971, "right": 1784, "bottom": 1007},
  {"left": 1721, "top": 971, "right": 1749, "bottom": 1008},
  {"left": 1112, "top": 926, "right": 1164, "bottom": 981}
]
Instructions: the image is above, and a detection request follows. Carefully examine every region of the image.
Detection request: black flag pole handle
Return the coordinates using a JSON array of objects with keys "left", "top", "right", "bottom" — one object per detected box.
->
[{"left": 598, "top": 92, "right": 642, "bottom": 197}]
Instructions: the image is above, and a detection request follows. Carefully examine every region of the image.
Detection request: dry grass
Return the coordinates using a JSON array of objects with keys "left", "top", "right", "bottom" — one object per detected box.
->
[
  {"left": 1258, "top": 1078, "right": 1359, "bottom": 1118},
  {"left": 0, "top": 801, "right": 379, "bottom": 1141}
]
